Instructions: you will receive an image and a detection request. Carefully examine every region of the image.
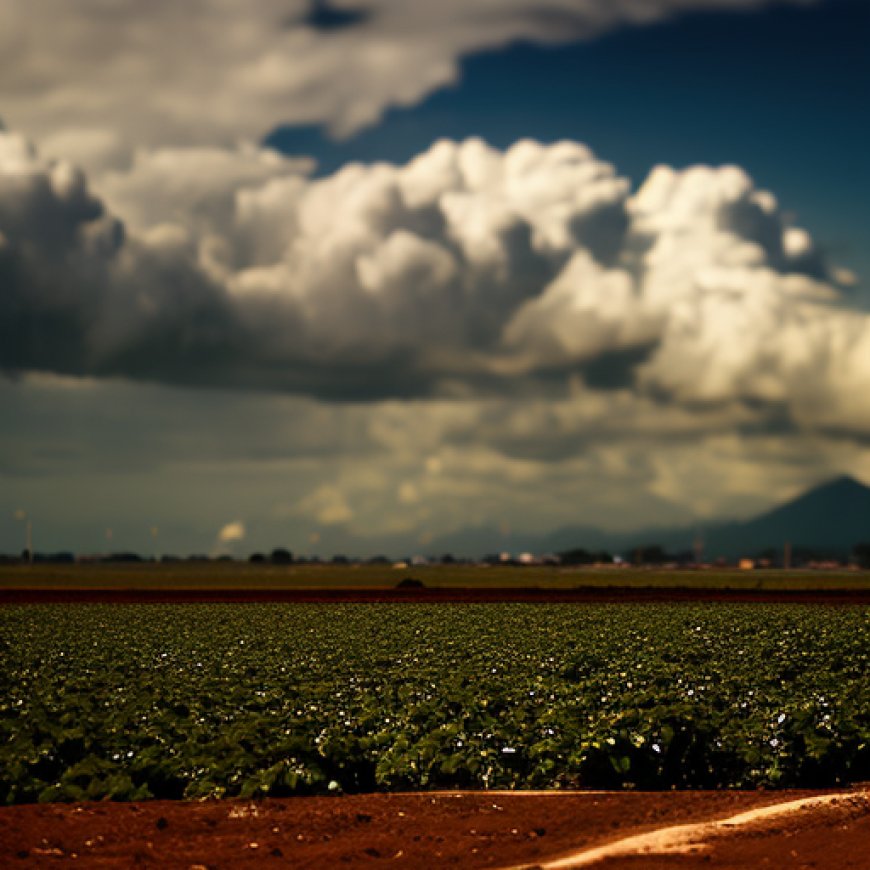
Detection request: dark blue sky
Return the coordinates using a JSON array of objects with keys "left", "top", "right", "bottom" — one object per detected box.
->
[{"left": 268, "top": 0, "right": 869, "bottom": 287}]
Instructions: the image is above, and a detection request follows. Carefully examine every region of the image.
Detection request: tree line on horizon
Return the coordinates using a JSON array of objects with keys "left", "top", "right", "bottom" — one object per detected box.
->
[{"left": 4, "top": 542, "right": 870, "bottom": 568}]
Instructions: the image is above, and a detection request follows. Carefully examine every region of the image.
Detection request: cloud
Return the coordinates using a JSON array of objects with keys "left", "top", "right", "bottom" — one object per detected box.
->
[
  {"left": 8, "top": 371, "right": 870, "bottom": 555},
  {"left": 95, "top": 145, "right": 313, "bottom": 245},
  {"left": 293, "top": 485, "right": 354, "bottom": 526},
  {"left": 2, "top": 126, "right": 869, "bottom": 439},
  {"left": 218, "top": 521, "right": 246, "bottom": 543},
  {"left": 2, "top": 0, "right": 811, "bottom": 156}
]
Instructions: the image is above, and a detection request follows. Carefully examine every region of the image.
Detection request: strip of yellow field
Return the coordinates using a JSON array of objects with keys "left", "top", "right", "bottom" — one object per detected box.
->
[{"left": 2, "top": 562, "right": 869, "bottom": 593}]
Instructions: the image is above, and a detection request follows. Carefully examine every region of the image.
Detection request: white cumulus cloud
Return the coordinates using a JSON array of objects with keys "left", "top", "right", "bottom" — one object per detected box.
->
[
  {"left": 2, "top": 125, "right": 868, "bottom": 439},
  {"left": 218, "top": 521, "right": 247, "bottom": 543}
]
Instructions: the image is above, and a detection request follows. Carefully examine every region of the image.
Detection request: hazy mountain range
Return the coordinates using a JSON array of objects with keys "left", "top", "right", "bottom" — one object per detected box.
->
[
  {"left": 307, "top": 476, "right": 870, "bottom": 560},
  {"left": 533, "top": 475, "right": 870, "bottom": 561}
]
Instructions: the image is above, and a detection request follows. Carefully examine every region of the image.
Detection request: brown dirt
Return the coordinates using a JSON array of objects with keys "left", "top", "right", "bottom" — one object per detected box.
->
[
  {"left": 2, "top": 790, "right": 867, "bottom": 869},
  {"left": 596, "top": 792, "right": 870, "bottom": 869}
]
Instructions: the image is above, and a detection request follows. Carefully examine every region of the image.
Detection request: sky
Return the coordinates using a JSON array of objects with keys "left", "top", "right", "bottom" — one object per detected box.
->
[{"left": 1, "top": 0, "right": 869, "bottom": 557}]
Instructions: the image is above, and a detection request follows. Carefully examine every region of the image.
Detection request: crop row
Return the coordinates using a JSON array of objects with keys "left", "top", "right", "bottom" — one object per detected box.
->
[{"left": 1, "top": 603, "right": 868, "bottom": 803}]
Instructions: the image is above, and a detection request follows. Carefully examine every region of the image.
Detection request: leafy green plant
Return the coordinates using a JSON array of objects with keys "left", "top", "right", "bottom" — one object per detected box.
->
[{"left": 1, "top": 603, "right": 868, "bottom": 803}]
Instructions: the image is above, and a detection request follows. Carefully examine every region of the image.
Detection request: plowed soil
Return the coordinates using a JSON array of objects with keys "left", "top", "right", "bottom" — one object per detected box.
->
[{"left": 2, "top": 789, "right": 868, "bottom": 868}]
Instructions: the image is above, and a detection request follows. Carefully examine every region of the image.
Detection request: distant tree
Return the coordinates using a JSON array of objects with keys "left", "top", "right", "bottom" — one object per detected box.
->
[
  {"left": 367, "top": 555, "right": 390, "bottom": 565},
  {"left": 270, "top": 548, "right": 293, "bottom": 564},
  {"left": 396, "top": 577, "right": 425, "bottom": 589},
  {"left": 105, "top": 552, "right": 144, "bottom": 563},
  {"left": 31, "top": 552, "right": 75, "bottom": 564},
  {"left": 852, "top": 543, "right": 870, "bottom": 568},
  {"left": 567, "top": 549, "right": 615, "bottom": 565},
  {"left": 558, "top": 548, "right": 615, "bottom": 566},
  {"left": 631, "top": 544, "right": 669, "bottom": 565},
  {"left": 331, "top": 555, "right": 349, "bottom": 564},
  {"left": 440, "top": 553, "right": 456, "bottom": 564},
  {"left": 248, "top": 552, "right": 266, "bottom": 563},
  {"left": 559, "top": 548, "right": 592, "bottom": 565}
]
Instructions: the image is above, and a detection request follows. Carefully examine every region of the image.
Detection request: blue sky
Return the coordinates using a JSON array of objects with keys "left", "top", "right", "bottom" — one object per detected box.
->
[
  {"left": 2, "top": 0, "right": 870, "bottom": 556},
  {"left": 270, "top": 0, "right": 869, "bottom": 287}
]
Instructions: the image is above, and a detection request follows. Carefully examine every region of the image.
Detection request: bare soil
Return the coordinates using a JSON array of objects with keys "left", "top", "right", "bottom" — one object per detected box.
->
[
  {"left": 595, "top": 791, "right": 870, "bottom": 869},
  {"left": 2, "top": 789, "right": 868, "bottom": 868}
]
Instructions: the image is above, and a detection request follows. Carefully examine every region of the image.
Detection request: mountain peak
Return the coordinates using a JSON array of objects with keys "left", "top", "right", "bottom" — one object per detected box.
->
[
  {"left": 800, "top": 474, "right": 870, "bottom": 500},
  {"left": 827, "top": 473, "right": 867, "bottom": 489}
]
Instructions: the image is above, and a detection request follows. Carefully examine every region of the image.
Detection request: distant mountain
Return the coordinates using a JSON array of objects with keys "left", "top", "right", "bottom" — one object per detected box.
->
[
  {"left": 699, "top": 475, "right": 870, "bottom": 560},
  {"left": 288, "top": 475, "right": 870, "bottom": 561},
  {"left": 424, "top": 475, "right": 870, "bottom": 561}
]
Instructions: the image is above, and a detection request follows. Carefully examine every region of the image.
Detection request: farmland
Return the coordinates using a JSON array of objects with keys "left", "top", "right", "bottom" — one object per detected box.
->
[
  {"left": 3, "top": 561, "right": 870, "bottom": 593},
  {"left": 1, "top": 602, "right": 868, "bottom": 804}
]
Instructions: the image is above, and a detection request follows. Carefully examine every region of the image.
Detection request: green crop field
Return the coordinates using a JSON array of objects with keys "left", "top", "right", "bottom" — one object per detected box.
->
[{"left": 1, "top": 603, "right": 868, "bottom": 804}]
